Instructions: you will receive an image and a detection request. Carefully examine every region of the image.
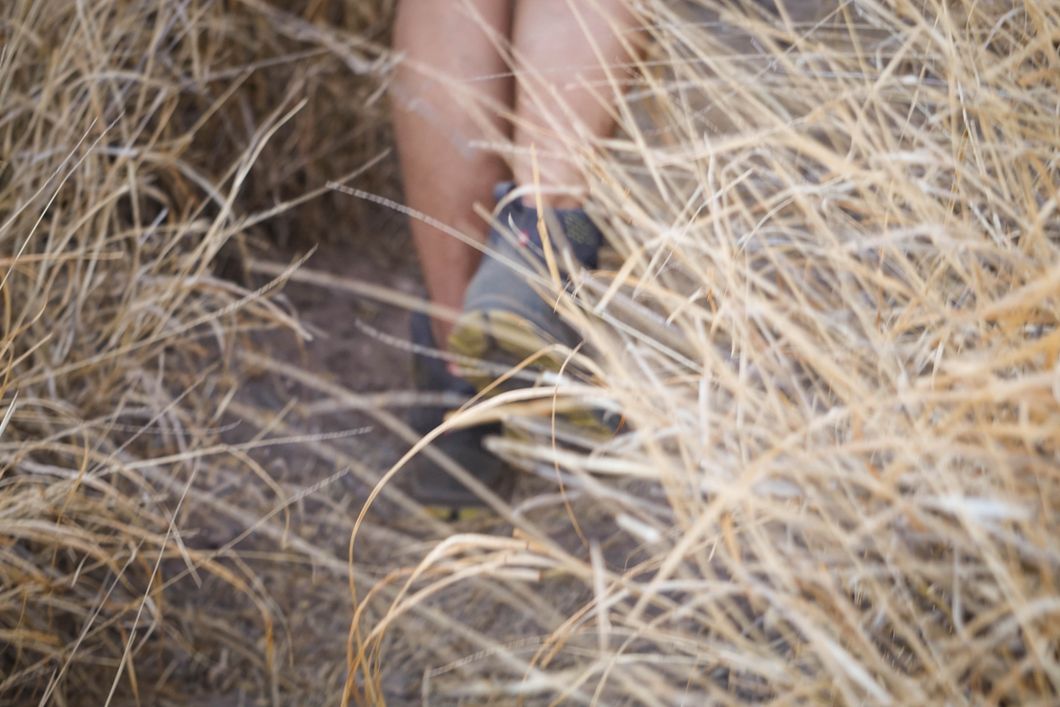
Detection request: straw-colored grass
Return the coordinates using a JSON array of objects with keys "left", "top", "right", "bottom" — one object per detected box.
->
[
  {"left": 345, "top": 0, "right": 1060, "bottom": 704},
  {"left": 3, "top": 0, "right": 1058, "bottom": 704},
  {"left": 0, "top": 0, "right": 393, "bottom": 703}
]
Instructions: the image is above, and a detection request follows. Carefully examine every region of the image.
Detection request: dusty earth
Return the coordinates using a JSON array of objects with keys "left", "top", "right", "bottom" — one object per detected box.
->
[
  {"left": 181, "top": 201, "right": 552, "bottom": 706},
  {"left": 176, "top": 196, "right": 603, "bottom": 705},
  {"left": 219, "top": 209, "right": 440, "bottom": 705}
]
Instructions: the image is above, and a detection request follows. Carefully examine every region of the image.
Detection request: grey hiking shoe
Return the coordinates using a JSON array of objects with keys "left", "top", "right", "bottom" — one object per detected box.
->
[
  {"left": 406, "top": 310, "right": 515, "bottom": 516},
  {"left": 448, "top": 182, "right": 604, "bottom": 394}
]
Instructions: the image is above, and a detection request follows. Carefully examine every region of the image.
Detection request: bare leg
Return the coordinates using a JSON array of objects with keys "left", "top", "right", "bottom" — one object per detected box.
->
[
  {"left": 392, "top": 0, "right": 513, "bottom": 345},
  {"left": 511, "top": 0, "right": 639, "bottom": 208}
]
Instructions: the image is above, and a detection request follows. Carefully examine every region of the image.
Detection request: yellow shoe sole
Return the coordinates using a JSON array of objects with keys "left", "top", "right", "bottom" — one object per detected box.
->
[{"left": 448, "top": 309, "right": 614, "bottom": 438}]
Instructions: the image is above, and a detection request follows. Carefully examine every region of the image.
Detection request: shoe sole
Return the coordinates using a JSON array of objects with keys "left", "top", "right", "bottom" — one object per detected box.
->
[
  {"left": 449, "top": 308, "right": 614, "bottom": 437},
  {"left": 449, "top": 309, "right": 564, "bottom": 390},
  {"left": 423, "top": 504, "right": 494, "bottom": 523}
]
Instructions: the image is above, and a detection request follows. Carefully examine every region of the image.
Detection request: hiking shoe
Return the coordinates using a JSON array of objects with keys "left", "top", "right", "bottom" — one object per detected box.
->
[
  {"left": 405, "top": 310, "right": 515, "bottom": 515},
  {"left": 448, "top": 182, "right": 604, "bottom": 392}
]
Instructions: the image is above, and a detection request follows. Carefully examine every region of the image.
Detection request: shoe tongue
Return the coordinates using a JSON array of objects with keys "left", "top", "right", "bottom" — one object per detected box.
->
[{"left": 498, "top": 185, "right": 603, "bottom": 269}]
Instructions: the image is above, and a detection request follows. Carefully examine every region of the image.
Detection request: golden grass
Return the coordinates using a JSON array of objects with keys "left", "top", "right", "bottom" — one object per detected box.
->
[
  {"left": 0, "top": 0, "right": 392, "bottom": 703},
  {"left": 346, "top": 0, "right": 1060, "bottom": 703},
  {"left": 2, "top": 0, "right": 1058, "bottom": 704}
]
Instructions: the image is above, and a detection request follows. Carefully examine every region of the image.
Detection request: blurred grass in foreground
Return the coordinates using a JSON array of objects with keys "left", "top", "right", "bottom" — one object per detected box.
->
[
  {"left": 1, "top": 0, "right": 1058, "bottom": 705},
  {"left": 348, "top": 1, "right": 1060, "bottom": 703}
]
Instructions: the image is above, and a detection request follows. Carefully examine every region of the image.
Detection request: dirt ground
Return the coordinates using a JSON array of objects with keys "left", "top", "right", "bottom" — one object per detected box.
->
[
  {"left": 224, "top": 210, "right": 432, "bottom": 704},
  {"left": 176, "top": 201, "right": 604, "bottom": 705},
  {"left": 183, "top": 201, "right": 535, "bottom": 705}
]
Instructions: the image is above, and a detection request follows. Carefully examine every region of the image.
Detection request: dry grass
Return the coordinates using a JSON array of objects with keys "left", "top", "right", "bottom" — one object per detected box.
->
[
  {"left": 0, "top": 0, "right": 393, "bottom": 703},
  {"left": 2, "top": 0, "right": 1058, "bottom": 705},
  {"left": 346, "top": 0, "right": 1060, "bottom": 704}
]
